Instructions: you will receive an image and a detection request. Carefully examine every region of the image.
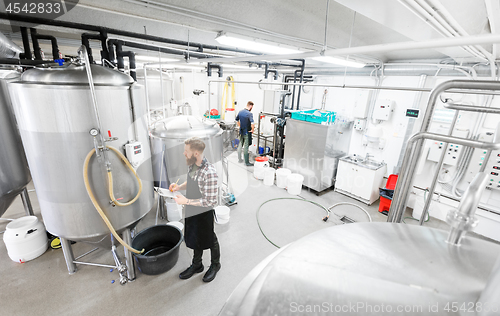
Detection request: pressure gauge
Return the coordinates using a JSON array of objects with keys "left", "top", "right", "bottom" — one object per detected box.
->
[{"left": 89, "top": 128, "right": 99, "bottom": 137}]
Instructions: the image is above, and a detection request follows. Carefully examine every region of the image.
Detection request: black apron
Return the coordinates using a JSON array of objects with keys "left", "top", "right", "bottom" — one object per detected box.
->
[{"left": 184, "top": 168, "right": 215, "bottom": 250}]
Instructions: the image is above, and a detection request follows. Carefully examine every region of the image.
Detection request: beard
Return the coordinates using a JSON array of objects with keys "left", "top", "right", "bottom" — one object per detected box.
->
[{"left": 186, "top": 154, "right": 197, "bottom": 166}]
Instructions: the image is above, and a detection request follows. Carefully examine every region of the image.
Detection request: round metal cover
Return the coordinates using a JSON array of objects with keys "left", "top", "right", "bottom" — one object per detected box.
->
[
  {"left": 220, "top": 222, "right": 500, "bottom": 316},
  {"left": 150, "top": 115, "right": 221, "bottom": 139},
  {"left": 19, "top": 64, "right": 134, "bottom": 86}
]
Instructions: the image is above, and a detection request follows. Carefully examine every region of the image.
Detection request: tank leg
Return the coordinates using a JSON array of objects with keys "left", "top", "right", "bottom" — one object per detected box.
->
[
  {"left": 20, "top": 188, "right": 34, "bottom": 216},
  {"left": 60, "top": 237, "right": 77, "bottom": 274},
  {"left": 122, "top": 228, "right": 136, "bottom": 281},
  {"left": 159, "top": 195, "right": 166, "bottom": 220}
]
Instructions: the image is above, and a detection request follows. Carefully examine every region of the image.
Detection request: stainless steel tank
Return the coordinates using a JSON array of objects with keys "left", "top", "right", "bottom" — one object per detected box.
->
[
  {"left": 136, "top": 68, "right": 174, "bottom": 119},
  {"left": 220, "top": 222, "right": 500, "bottom": 316},
  {"left": 0, "top": 71, "right": 31, "bottom": 217},
  {"left": 149, "top": 115, "right": 223, "bottom": 188},
  {"left": 9, "top": 64, "right": 154, "bottom": 245}
]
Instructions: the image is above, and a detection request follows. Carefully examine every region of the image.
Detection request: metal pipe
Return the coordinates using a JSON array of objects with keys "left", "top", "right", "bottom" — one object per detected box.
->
[
  {"left": 72, "top": 261, "right": 116, "bottom": 269},
  {"left": 122, "top": 228, "right": 136, "bottom": 281},
  {"left": 295, "top": 60, "right": 305, "bottom": 110},
  {"left": 389, "top": 80, "right": 500, "bottom": 223},
  {"left": 30, "top": 28, "right": 60, "bottom": 60},
  {"left": 78, "top": 45, "right": 111, "bottom": 169},
  {"left": 19, "top": 27, "right": 31, "bottom": 60},
  {"left": 208, "top": 79, "right": 431, "bottom": 92},
  {"left": 143, "top": 64, "right": 151, "bottom": 126},
  {"left": 446, "top": 172, "right": 488, "bottom": 245},
  {"left": 20, "top": 188, "right": 34, "bottom": 216},
  {"left": 444, "top": 102, "right": 500, "bottom": 114},
  {"left": 60, "top": 237, "right": 77, "bottom": 274},
  {"left": 74, "top": 247, "right": 99, "bottom": 261},
  {"left": 418, "top": 110, "right": 459, "bottom": 225},
  {"left": 0, "top": 12, "right": 264, "bottom": 56}
]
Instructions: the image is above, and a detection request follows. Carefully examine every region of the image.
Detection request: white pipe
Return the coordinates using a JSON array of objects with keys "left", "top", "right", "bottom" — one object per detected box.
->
[
  {"left": 196, "top": 33, "right": 500, "bottom": 64},
  {"left": 401, "top": 0, "right": 487, "bottom": 59},
  {"left": 421, "top": 0, "right": 493, "bottom": 60}
]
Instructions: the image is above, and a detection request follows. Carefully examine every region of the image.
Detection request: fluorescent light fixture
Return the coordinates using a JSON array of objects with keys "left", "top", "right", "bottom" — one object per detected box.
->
[
  {"left": 311, "top": 56, "right": 366, "bottom": 68},
  {"left": 221, "top": 63, "right": 254, "bottom": 69},
  {"left": 215, "top": 33, "right": 302, "bottom": 55},
  {"left": 135, "top": 55, "right": 179, "bottom": 62}
]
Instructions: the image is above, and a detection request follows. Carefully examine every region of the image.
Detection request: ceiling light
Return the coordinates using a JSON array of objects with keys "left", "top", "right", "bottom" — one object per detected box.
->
[
  {"left": 135, "top": 55, "right": 179, "bottom": 62},
  {"left": 215, "top": 33, "right": 303, "bottom": 55},
  {"left": 311, "top": 56, "right": 366, "bottom": 68},
  {"left": 221, "top": 63, "right": 254, "bottom": 69}
]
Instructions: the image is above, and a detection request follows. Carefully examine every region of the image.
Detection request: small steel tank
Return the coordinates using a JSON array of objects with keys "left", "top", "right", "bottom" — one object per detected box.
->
[
  {"left": 150, "top": 115, "right": 223, "bottom": 187},
  {"left": 9, "top": 64, "right": 154, "bottom": 245},
  {"left": 0, "top": 71, "right": 31, "bottom": 217}
]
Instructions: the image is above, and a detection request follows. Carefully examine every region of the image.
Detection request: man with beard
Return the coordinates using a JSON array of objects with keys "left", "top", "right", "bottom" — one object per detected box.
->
[{"left": 171, "top": 137, "right": 221, "bottom": 282}]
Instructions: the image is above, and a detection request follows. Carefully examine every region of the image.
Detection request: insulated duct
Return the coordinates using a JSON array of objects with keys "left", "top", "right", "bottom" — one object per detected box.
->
[{"left": 0, "top": 32, "right": 22, "bottom": 59}]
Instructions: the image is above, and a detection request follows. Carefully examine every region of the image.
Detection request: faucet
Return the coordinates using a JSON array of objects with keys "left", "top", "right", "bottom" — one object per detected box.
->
[{"left": 365, "top": 153, "right": 374, "bottom": 161}]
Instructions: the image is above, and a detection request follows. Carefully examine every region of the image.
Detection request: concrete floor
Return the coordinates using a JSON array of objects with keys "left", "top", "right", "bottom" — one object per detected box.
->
[{"left": 0, "top": 151, "right": 497, "bottom": 316}]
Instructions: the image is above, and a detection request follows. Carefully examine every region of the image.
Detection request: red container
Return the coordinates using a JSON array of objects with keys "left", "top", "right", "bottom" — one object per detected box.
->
[{"left": 378, "top": 174, "right": 398, "bottom": 214}]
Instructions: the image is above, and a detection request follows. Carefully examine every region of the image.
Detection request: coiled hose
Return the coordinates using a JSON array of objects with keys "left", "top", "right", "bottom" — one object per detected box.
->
[{"left": 83, "top": 146, "right": 144, "bottom": 254}]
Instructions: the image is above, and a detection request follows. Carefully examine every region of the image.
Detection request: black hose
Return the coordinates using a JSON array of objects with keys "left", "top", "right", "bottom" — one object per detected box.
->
[
  {"left": 30, "top": 28, "right": 59, "bottom": 60},
  {"left": 19, "top": 27, "right": 31, "bottom": 60}
]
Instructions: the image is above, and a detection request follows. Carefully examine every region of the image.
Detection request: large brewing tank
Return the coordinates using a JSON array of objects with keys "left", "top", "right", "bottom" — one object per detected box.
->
[
  {"left": 9, "top": 64, "right": 154, "bottom": 245},
  {"left": 0, "top": 71, "right": 31, "bottom": 217},
  {"left": 220, "top": 222, "right": 500, "bottom": 316},
  {"left": 136, "top": 68, "right": 174, "bottom": 118},
  {"left": 150, "top": 115, "right": 223, "bottom": 188}
]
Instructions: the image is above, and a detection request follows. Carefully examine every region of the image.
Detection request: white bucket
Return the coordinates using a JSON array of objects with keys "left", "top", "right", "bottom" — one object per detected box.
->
[
  {"left": 165, "top": 198, "right": 182, "bottom": 222},
  {"left": 215, "top": 206, "right": 230, "bottom": 225},
  {"left": 275, "top": 168, "right": 292, "bottom": 188},
  {"left": 167, "top": 221, "right": 184, "bottom": 231},
  {"left": 249, "top": 144, "right": 258, "bottom": 155},
  {"left": 3, "top": 216, "right": 48, "bottom": 263},
  {"left": 263, "top": 168, "right": 276, "bottom": 186},
  {"left": 287, "top": 174, "right": 304, "bottom": 195},
  {"left": 225, "top": 108, "right": 236, "bottom": 122},
  {"left": 254, "top": 157, "right": 269, "bottom": 180}
]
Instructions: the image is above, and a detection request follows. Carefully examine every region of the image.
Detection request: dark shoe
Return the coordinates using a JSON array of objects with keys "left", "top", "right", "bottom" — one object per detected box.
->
[
  {"left": 244, "top": 154, "right": 254, "bottom": 166},
  {"left": 202, "top": 263, "right": 221, "bottom": 283},
  {"left": 179, "top": 264, "right": 204, "bottom": 280}
]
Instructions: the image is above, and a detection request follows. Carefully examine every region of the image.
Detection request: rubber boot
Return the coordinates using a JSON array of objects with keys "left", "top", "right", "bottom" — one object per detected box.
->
[{"left": 244, "top": 153, "right": 253, "bottom": 166}]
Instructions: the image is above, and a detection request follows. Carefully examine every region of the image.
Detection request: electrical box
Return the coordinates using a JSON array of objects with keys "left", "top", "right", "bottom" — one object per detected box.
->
[
  {"left": 125, "top": 141, "right": 144, "bottom": 168},
  {"left": 426, "top": 130, "right": 468, "bottom": 166},
  {"left": 372, "top": 100, "right": 394, "bottom": 121},
  {"left": 353, "top": 119, "right": 366, "bottom": 131}
]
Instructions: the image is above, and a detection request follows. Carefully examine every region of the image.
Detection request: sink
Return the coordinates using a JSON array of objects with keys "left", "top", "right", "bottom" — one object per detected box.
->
[{"left": 340, "top": 155, "right": 385, "bottom": 170}]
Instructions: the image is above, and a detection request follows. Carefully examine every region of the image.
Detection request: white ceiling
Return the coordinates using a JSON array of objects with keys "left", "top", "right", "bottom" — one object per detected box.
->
[{"left": 0, "top": 0, "right": 496, "bottom": 66}]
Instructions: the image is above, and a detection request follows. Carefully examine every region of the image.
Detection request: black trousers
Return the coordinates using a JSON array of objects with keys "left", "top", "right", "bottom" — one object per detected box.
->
[{"left": 192, "top": 233, "right": 220, "bottom": 266}]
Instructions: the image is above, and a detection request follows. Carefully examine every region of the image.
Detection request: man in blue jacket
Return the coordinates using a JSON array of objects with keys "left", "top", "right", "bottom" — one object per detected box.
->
[{"left": 235, "top": 101, "right": 255, "bottom": 166}]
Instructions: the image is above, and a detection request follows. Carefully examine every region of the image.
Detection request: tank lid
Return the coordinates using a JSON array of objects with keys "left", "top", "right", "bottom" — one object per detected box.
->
[
  {"left": 19, "top": 64, "right": 134, "bottom": 86},
  {"left": 150, "top": 115, "right": 221, "bottom": 139}
]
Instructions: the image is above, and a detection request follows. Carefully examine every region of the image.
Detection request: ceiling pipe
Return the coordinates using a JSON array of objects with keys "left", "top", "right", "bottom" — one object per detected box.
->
[
  {"left": 400, "top": 0, "right": 489, "bottom": 61},
  {"left": 0, "top": 12, "right": 264, "bottom": 56},
  {"left": 197, "top": 33, "right": 500, "bottom": 64}
]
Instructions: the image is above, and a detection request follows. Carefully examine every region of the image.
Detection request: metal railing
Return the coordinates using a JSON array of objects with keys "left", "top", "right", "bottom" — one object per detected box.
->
[{"left": 388, "top": 80, "right": 500, "bottom": 224}]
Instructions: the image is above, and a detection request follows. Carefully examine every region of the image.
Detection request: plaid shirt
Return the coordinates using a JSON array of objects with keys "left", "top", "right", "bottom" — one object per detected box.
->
[{"left": 188, "top": 157, "right": 218, "bottom": 208}]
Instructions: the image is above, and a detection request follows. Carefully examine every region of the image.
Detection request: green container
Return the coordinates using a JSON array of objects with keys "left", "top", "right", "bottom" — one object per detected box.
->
[{"left": 305, "top": 111, "right": 336, "bottom": 124}]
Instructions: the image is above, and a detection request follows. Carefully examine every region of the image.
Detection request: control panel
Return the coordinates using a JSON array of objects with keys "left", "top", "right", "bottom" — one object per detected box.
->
[
  {"left": 465, "top": 131, "right": 500, "bottom": 190},
  {"left": 427, "top": 142, "right": 464, "bottom": 166},
  {"left": 125, "top": 141, "right": 144, "bottom": 168}
]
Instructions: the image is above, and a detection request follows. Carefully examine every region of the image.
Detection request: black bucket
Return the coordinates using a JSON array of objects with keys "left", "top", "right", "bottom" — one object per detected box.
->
[{"left": 132, "top": 225, "right": 183, "bottom": 275}]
